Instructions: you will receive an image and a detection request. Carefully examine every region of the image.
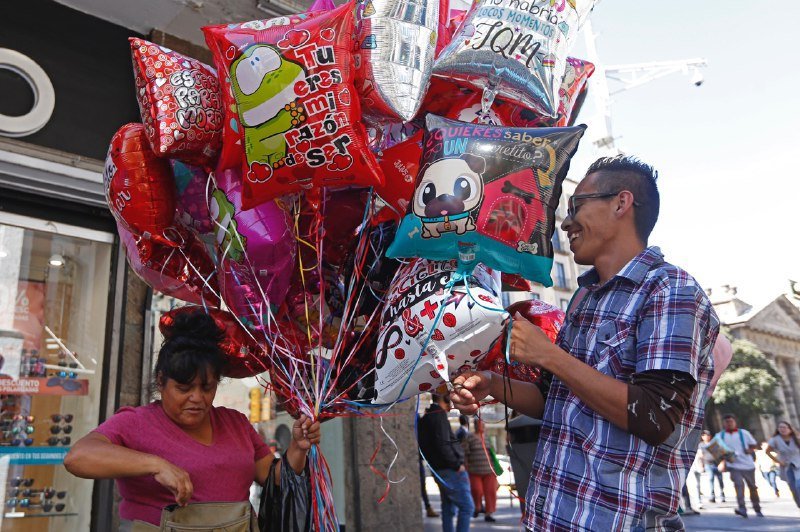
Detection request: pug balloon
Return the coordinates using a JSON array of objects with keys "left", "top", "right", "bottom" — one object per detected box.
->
[
  {"left": 387, "top": 114, "right": 586, "bottom": 286},
  {"left": 415, "top": 154, "right": 485, "bottom": 238}
]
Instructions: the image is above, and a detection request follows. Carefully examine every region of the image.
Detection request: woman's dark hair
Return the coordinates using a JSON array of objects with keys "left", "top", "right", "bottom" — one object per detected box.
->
[
  {"left": 155, "top": 310, "right": 225, "bottom": 388},
  {"left": 773, "top": 420, "right": 800, "bottom": 449}
]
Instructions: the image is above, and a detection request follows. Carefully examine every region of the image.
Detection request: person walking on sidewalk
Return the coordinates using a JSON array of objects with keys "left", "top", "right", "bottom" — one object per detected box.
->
[
  {"left": 455, "top": 415, "right": 470, "bottom": 442},
  {"left": 419, "top": 453, "right": 440, "bottom": 518},
  {"left": 697, "top": 430, "right": 726, "bottom": 503},
  {"left": 766, "top": 420, "right": 800, "bottom": 507},
  {"left": 462, "top": 418, "right": 499, "bottom": 523},
  {"left": 418, "top": 393, "right": 474, "bottom": 532},
  {"left": 757, "top": 442, "right": 781, "bottom": 498},
  {"left": 718, "top": 414, "right": 762, "bottom": 518}
]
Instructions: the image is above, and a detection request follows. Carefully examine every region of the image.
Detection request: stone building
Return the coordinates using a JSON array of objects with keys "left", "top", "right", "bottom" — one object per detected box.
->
[{"left": 711, "top": 283, "right": 800, "bottom": 440}]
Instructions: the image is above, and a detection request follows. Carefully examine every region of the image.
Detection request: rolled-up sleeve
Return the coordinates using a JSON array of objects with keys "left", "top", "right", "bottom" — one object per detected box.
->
[{"left": 635, "top": 279, "right": 719, "bottom": 379}]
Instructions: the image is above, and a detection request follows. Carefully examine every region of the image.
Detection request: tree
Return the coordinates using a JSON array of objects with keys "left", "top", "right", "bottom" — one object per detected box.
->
[{"left": 712, "top": 335, "right": 783, "bottom": 421}]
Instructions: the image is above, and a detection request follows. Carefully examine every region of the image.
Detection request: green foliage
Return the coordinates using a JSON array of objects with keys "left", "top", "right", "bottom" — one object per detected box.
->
[{"left": 711, "top": 337, "right": 783, "bottom": 419}]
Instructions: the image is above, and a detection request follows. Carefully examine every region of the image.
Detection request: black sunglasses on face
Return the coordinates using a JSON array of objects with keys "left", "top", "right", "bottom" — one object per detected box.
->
[{"left": 567, "top": 191, "right": 641, "bottom": 218}]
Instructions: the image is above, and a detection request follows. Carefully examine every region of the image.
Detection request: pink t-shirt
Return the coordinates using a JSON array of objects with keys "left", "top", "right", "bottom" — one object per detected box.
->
[{"left": 95, "top": 402, "right": 270, "bottom": 525}]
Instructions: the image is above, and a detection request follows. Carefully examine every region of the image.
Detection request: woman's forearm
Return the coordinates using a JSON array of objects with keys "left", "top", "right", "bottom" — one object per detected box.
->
[
  {"left": 284, "top": 441, "right": 309, "bottom": 475},
  {"left": 64, "top": 433, "right": 164, "bottom": 479}
]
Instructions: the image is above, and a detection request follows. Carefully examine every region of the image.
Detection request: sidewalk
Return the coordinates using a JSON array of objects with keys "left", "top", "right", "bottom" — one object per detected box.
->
[{"left": 422, "top": 473, "right": 800, "bottom": 531}]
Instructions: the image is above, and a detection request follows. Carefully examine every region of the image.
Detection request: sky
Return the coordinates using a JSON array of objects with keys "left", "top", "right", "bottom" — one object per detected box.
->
[{"left": 564, "top": 1, "right": 800, "bottom": 309}]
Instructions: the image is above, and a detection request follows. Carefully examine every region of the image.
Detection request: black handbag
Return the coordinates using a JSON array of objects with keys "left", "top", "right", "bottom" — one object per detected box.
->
[{"left": 258, "top": 454, "right": 311, "bottom": 532}]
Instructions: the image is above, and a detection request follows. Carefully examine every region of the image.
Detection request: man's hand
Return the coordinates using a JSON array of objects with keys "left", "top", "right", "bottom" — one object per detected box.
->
[
  {"left": 509, "top": 313, "right": 561, "bottom": 369},
  {"left": 152, "top": 457, "right": 193, "bottom": 506},
  {"left": 457, "top": 465, "right": 466, "bottom": 473},
  {"left": 291, "top": 415, "right": 321, "bottom": 451},
  {"left": 450, "top": 371, "right": 494, "bottom": 415}
]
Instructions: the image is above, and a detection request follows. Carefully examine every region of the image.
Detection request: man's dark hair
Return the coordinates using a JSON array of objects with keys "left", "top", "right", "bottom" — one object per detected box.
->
[
  {"left": 723, "top": 413, "right": 737, "bottom": 421},
  {"left": 586, "top": 155, "right": 660, "bottom": 243},
  {"left": 459, "top": 414, "right": 469, "bottom": 426}
]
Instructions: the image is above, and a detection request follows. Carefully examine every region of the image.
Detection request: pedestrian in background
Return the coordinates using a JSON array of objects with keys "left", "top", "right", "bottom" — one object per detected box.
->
[
  {"left": 419, "top": 453, "right": 440, "bottom": 519},
  {"left": 718, "top": 414, "right": 762, "bottom": 518},
  {"left": 757, "top": 441, "right": 780, "bottom": 498},
  {"left": 766, "top": 420, "right": 800, "bottom": 507},
  {"left": 418, "top": 393, "right": 473, "bottom": 532},
  {"left": 455, "top": 414, "right": 469, "bottom": 442},
  {"left": 462, "top": 418, "right": 498, "bottom": 523},
  {"left": 697, "top": 430, "right": 726, "bottom": 503}
]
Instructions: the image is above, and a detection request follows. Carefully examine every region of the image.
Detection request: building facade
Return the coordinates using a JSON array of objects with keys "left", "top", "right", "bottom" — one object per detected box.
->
[
  {"left": 711, "top": 284, "right": 800, "bottom": 440},
  {"left": 1, "top": 1, "right": 422, "bottom": 531}
]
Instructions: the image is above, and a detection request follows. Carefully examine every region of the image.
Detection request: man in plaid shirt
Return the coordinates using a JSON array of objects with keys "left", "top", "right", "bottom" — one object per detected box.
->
[{"left": 452, "top": 156, "right": 719, "bottom": 531}]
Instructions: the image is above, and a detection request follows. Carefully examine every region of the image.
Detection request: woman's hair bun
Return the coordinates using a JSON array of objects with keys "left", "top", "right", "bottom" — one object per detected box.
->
[{"left": 162, "top": 309, "right": 224, "bottom": 347}]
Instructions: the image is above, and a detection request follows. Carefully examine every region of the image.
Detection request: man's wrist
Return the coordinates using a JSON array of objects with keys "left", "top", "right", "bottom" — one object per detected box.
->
[{"left": 541, "top": 343, "right": 568, "bottom": 374}]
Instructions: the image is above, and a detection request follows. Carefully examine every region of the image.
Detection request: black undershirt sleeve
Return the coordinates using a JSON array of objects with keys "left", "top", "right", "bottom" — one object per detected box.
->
[{"left": 627, "top": 370, "right": 697, "bottom": 446}]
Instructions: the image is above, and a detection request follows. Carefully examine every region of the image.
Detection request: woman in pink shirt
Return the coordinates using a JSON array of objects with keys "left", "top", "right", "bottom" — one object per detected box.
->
[{"left": 64, "top": 310, "right": 320, "bottom": 529}]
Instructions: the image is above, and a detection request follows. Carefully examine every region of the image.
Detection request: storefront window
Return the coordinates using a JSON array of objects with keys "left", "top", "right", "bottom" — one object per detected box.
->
[{"left": 0, "top": 214, "right": 112, "bottom": 531}]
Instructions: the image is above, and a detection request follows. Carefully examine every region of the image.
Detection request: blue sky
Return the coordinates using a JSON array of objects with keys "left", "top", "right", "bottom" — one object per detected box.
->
[{"left": 565, "top": 1, "right": 800, "bottom": 308}]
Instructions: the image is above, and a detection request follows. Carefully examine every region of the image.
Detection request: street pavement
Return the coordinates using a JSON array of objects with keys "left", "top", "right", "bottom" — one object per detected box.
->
[{"left": 422, "top": 473, "right": 800, "bottom": 531}]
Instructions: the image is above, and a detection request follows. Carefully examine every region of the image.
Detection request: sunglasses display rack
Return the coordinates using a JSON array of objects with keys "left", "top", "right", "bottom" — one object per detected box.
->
[{"left": 0, "top": 350, "right": 88, "bottom": 528}]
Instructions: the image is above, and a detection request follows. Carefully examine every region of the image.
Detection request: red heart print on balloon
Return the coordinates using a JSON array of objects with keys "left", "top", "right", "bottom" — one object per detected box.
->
[{"left": 320, "top": 28, "right": 335, "bottom": 41}]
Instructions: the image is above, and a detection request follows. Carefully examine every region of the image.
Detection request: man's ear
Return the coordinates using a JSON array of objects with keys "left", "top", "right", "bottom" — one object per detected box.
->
[
  {"left": 462, "top": 153, "right": 486, "bottom": 175},
  {"left": 616, "top": 190, "right": 636, "bottom": 216}
]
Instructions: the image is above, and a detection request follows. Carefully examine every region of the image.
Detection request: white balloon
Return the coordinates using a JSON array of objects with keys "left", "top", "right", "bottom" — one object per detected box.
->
[{"left": 373, "top": 259, "right": 506, "bottom": 405}]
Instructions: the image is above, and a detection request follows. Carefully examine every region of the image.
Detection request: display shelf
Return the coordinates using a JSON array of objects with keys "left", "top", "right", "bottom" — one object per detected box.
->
[
  {"left": 0, "top": 378, "right": 88, "bottom": 396},
  {"left": 0, "top": 447, "right": 69, "bottom": 465},
  {"left": 3, "top": 512, "right": 79, "bottom": 519}
]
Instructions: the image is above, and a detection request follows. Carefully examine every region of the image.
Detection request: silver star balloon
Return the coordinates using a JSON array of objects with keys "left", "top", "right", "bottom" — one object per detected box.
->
[
  {"left": 434, "top": 0, "right": 598, "bottom": 118},
  {"left": 355, "top": 0, "right": 440, "bottom": 122}
]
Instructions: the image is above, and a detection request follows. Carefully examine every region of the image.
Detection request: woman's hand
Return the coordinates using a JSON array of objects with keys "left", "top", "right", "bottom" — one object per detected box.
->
[
  {"left": 152, "top": 457, "right": 194, "bottom": 506},
  {"left": 291, "top": 415, "right": 321, "bottom": 451}
]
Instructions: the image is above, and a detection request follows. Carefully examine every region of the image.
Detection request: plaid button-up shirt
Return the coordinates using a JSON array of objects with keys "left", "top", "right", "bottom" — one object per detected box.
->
[{"left": 524, "top": 247, "right": 719, "bottom": 531}]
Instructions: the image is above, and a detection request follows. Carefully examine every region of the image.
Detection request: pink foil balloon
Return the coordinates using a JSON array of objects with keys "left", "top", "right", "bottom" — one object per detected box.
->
[{"left": 210, "top": 167, "right": 296, "bottom": 330}]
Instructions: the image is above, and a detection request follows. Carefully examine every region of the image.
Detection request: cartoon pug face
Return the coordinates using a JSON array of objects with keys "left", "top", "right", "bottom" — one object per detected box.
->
[
  {"left": 230, "top": 46, "right": 306, "bottom": 168},
  {"left": 414, "top": 154, "right": 485, "bottom": 238}
]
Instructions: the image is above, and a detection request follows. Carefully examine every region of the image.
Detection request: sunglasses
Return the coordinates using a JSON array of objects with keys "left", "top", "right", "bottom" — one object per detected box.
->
[
  {"left": 51, "top": 414, "right": 74, "bottom": 423},
  {"left": 6, "top": 497, "right": 29, "bottom": 508},
  {"left": 46, "top": 377, "right": 82, "bottom": 391},
  {"left": 10, "top": 437, "right": 35, "bottom": 447},
  {"left": 49, "top": 425, "right": 72, "bottom": 435},
  {"left": 9, "top": 477, "right": 34, "bottom": 487},
  {"left": 10, "top": 488, "right": 67, "bottom": 499},
  {"left": 567, "top": 191, "right": 641, "bottom": 218},
  {"left": 47, "top": 436, "right": 71, "bottom": 446}
]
